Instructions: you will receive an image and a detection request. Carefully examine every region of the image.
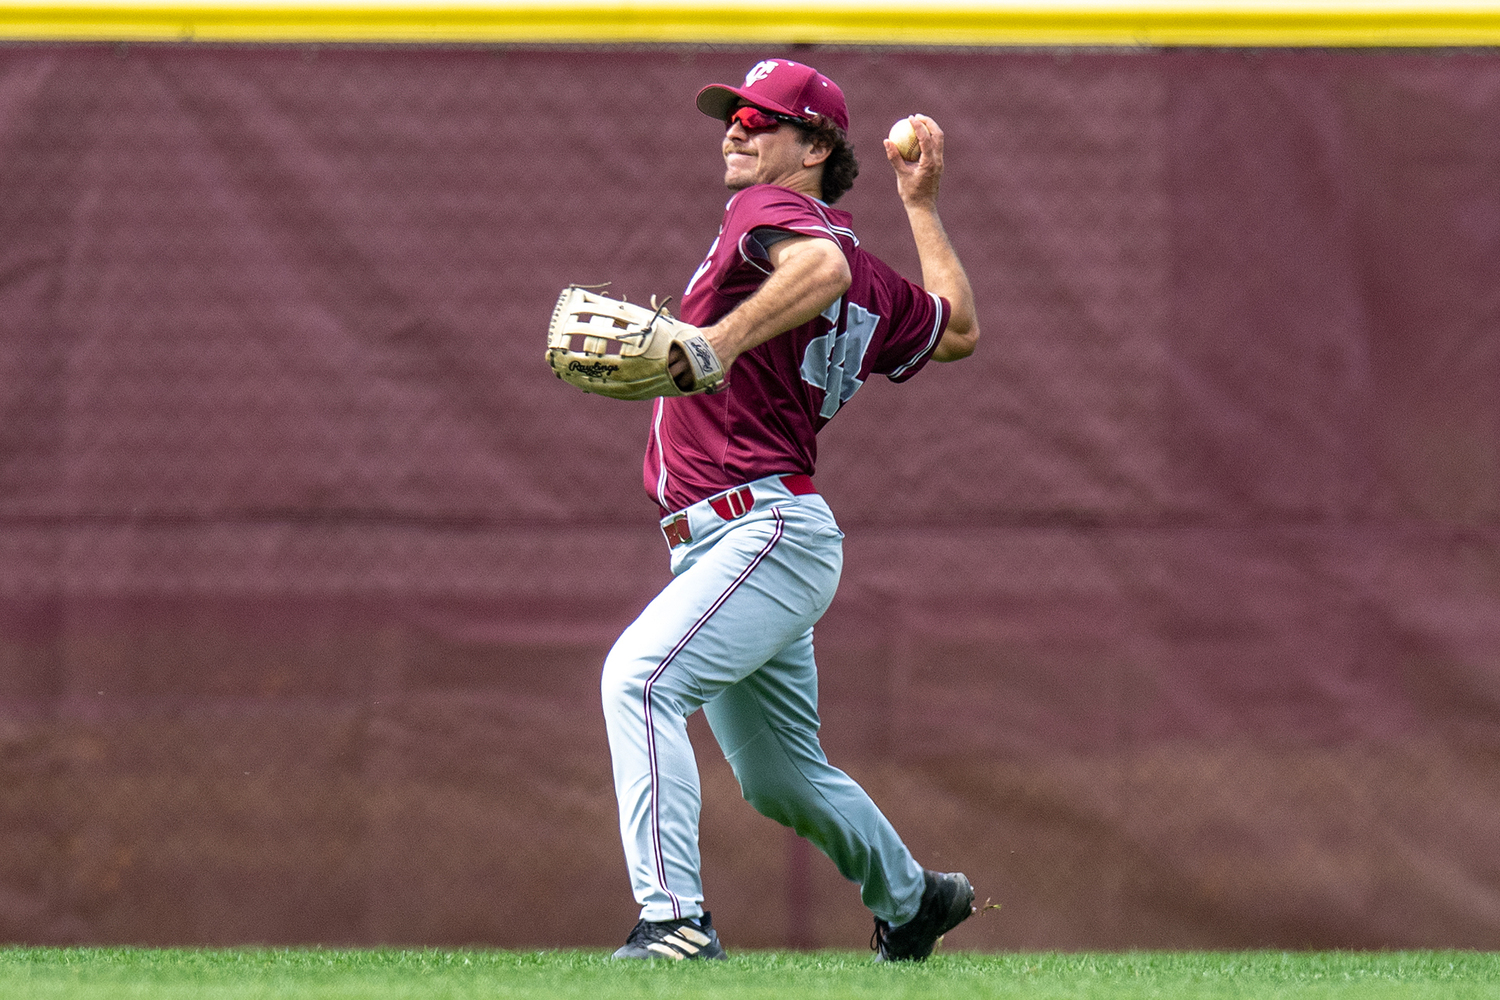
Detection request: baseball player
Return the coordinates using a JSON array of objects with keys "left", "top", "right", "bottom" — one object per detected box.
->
[{"left": 601, "top": 58, "right": 981, "bottom": 961}]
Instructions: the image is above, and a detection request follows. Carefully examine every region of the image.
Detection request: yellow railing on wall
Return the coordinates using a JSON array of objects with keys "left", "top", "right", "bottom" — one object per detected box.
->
[{"left": 1, "top": 1, "right": 1499, "bottom": 46}]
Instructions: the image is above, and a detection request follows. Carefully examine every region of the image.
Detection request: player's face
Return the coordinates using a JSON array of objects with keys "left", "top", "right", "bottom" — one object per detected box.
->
[{"left": 721, "top": 105, "right": 818, "bottom": 192}]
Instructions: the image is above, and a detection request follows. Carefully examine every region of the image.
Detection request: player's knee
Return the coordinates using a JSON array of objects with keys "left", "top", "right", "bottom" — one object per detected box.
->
[
  {"left": 600, "top": 648, "right": 647, "bottom": 709},
  {"left": 733, "top": 768, "right": 797, "bottom": 826},
  {"left": 741, "top": 785, "right": 787, "bottom": 825}
]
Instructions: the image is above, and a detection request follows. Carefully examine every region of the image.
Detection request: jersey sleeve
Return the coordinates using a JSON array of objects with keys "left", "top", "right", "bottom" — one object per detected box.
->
[
  {"left": 722, "top": 185, "right": 847, "bottom": 270},
  {"left": 867, "top": 260, "right": 952, "bottom": 383}
]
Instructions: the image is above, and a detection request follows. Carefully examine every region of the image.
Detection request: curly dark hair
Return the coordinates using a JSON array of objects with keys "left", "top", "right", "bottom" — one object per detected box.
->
[{"left": 798, "top": 117, "right": 859, "bottom": 204}]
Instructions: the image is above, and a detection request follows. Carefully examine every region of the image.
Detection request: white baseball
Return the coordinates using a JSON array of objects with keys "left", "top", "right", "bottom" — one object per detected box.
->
[{"left": 888, "top": 117, "right": 921, "bottom": 161}]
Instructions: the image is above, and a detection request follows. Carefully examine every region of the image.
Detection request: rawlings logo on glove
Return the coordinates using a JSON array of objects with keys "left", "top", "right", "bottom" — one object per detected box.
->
[{"left": 546, "top": 285, "right": 726, "bottom": 400}]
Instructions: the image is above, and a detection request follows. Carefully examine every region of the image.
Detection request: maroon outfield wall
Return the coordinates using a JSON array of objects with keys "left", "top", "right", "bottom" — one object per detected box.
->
[{"left": 1, "top": 44, "right": 1499, "bottom": 950}]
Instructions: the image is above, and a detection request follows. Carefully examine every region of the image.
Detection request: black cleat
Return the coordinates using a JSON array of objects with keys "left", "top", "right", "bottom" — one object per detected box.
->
[
  {"left": 871, "top": 870, "right": 975, "bottom": 962},
  {"left": 612, "top": 912, "right": 728, "bottom": 960}
]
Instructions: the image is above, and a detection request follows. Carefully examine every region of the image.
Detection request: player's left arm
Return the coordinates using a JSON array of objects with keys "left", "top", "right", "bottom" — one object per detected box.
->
[
  {"left": 885, "top": 115, "right": 979, "bottom": 363},
  {"left": 671, "top": 235, "right": 850, "bottom": 383}
]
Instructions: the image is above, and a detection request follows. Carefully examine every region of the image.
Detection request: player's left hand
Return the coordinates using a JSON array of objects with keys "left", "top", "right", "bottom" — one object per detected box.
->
[
  {"left": 546, "top": 285, "right": 726, "bottom": 399},
  {"left": 667, "top": 343, "right": 699, "bottom": 391}
]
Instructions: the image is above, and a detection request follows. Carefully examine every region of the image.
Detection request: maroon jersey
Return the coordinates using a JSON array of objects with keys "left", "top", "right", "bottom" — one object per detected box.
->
[{"left": 643, "top": 184, "right": 950, "bottom": 512}]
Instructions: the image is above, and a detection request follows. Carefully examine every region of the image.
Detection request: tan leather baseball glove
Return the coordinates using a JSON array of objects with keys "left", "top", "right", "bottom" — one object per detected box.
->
[{"left": 545, "top": 286, "right": 725, "bottom": 400}]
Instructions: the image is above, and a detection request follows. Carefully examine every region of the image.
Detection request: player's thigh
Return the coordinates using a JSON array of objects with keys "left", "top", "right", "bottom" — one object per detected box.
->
[{"left": 604, "top": 515, "right": 838, "bottom": 709}]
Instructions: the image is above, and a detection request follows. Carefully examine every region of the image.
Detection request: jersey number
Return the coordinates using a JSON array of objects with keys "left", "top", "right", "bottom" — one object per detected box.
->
[{"left": 800, "top": 301, "right": 880, "bottom": 419}]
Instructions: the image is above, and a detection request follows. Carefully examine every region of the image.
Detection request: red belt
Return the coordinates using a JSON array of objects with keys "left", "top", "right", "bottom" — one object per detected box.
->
[
  {"left": 779, "top": 474, "right": 818, "bottom": 496},
  {"left": 662, "top": 475, "right": 817, "bottom": 548}
]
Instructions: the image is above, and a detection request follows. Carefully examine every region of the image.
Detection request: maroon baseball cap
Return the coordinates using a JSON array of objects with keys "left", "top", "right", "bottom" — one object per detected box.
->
[{"left": 696, "top": 59, "right": 849, "bottom": 132}]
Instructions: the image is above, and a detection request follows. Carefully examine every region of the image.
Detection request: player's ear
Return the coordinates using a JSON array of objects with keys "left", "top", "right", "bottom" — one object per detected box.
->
[{"left": 802, "top": 139, "right": 832, "bottom": 169}]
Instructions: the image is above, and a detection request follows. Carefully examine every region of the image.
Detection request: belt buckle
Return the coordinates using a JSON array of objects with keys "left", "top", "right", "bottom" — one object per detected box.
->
[
  {"left": 662, "top": 514, "right": 692, "bottom": 548},
  {"left": 708, "top": 485, "right": 755, "bottom": 521}
]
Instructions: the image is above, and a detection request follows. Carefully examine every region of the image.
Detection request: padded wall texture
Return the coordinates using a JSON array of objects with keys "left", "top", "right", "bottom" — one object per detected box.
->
[{"left": 1, "top": 44, "right": 1498, "bottom": 949}]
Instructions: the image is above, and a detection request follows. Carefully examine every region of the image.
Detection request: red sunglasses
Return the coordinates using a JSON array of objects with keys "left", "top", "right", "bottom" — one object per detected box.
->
[{"left": 726, "top": 105, "right": 804, "bottom": 134}]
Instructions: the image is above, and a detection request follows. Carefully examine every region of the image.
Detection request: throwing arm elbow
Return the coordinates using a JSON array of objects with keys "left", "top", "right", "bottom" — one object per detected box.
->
[{"left": 932, "top": 316, "right": 978, "bottom": 363}]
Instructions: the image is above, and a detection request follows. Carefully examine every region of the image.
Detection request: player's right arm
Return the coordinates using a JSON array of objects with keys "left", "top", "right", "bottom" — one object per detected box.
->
[
  {"left": 670, "top": 234, "right": 851, "bottom": 387},
  {"left": 885, "top": 116, "right": 979, "bottom": 363},
  {"left": 703, "top": 235, "right": 850, "bottom": 366}
]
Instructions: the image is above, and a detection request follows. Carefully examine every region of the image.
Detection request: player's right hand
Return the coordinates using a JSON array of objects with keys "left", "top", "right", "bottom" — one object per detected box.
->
[{"left": 885, "top": 115, "right": 944, "bottom": 209}]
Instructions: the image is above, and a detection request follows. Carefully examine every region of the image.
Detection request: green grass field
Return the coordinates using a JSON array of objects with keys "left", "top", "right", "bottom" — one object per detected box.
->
[{"left": 5, "top": 947, "right": 1500, "bottom": 999}]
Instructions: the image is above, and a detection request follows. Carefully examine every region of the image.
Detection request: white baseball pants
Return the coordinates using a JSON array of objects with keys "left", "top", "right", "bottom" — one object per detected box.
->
[{"left": 601, "top": 474, "right": 926, "bottom": 926}]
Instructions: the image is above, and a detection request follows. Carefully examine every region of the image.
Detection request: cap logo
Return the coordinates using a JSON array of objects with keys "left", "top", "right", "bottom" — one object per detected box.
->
[{"left": 744, "top": 60, "right": 778, "bottom": 87}]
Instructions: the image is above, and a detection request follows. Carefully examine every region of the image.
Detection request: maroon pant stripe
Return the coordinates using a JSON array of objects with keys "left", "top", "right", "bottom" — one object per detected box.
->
[{"left": 641, "top": 510, "right": 785, "bottom": 919}]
